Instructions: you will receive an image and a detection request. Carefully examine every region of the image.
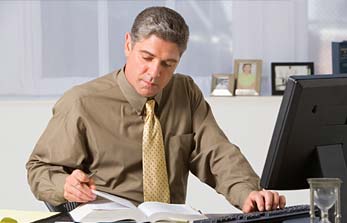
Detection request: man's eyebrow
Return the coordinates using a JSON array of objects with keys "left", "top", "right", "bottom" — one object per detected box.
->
[{"left": 139, "top": 50, "right": 178, "bottom": 63}]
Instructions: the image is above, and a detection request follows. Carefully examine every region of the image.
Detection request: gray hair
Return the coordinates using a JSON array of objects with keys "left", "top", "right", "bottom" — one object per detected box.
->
[{"left": 130, "top": 6, "right": 189, "bottom": 55}]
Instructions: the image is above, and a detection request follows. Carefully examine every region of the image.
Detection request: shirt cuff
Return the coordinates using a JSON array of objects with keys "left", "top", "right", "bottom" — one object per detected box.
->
[
  {"left": 48, "top": 173, "right": 69, "bottom": 206},
  {"left": 226, "top": 183, "right": 261, "bottom": 210}
]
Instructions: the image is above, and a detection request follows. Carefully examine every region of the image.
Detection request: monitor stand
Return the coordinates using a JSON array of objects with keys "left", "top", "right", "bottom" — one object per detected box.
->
[{"left": 317, "top": 144, "right": 347, "bottom": 223}]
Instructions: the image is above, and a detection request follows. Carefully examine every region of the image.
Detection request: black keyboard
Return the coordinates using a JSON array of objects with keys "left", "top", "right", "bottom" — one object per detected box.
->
[{"left": 194, "top": 205, "right": 313, "bottom": 223}]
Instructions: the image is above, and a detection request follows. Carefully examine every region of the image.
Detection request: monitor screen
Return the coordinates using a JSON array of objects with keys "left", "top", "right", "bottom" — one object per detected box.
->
[{"left": 260, "top": 74, "right": 347, "bottom": 222}]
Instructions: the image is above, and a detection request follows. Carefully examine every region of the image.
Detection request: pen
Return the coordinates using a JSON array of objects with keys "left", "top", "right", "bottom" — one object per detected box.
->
[
  {"left": 88, "top": 170, "right": 98, "bottom": 179},
  {"left": 72, "top": 171, "right": 98, "bottom": 191}
]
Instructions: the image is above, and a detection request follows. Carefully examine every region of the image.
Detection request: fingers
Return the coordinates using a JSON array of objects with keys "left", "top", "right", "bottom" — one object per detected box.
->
[
  {"left": 88, "top": 178, "right": 97, "bottom": 190},
  {"left": 242, "top": 190, "right": 286, "bottom": 213},
  {"left": 254, "top": 192, "right": 266, "bottom": 211},
  {"left": 242, "top": 191, "right": 263, "bottom": 213},
  {"left": 64, "top": 182, "right": 96, "bottom": 203},
  {"left": 64, "top": 169, "right": 97, "bottom": 203},
  {"left": 279, "top": 195, "right": 286, "bottom": 209},
  {"left": 242, "top": 193, "right": 256, "bottom": 213},
  {"left": 272, "top": 191, "right": 279, "bottom": 210},
  {"left": 72, "top": 169, "right": 90, "bottom": 183},
  {"left": 261, "top": 190, "right": 278, "bottom": 211}
]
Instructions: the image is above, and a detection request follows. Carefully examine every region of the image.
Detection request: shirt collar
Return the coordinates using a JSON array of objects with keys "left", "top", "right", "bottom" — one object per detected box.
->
[{"left": 116, "top": 67, "right": 162, "bottom": 115}]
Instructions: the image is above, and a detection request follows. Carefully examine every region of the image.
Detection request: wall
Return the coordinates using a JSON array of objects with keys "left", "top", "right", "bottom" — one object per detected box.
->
[
  {"left": 0, "top": 97, "right": 309, "bottom": 213},
  {"left": 232, "top": 0, "right": 308, "bottom": 95},
  {"left": 0, "top": 0, "right": 308, "bottom": 97}
]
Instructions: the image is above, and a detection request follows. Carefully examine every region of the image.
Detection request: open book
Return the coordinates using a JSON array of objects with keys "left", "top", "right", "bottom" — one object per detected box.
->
[{"left": 69, "top": 190, "right": 207, "bottom": 222}]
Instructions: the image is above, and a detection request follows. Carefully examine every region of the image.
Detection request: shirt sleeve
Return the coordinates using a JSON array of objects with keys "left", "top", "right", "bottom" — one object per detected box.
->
[
  {"left": 26, "top": 93, "right": 89, "bottom": 206},
  {"left": 187, "top": 78, "right": 261, "bottom": 210}
]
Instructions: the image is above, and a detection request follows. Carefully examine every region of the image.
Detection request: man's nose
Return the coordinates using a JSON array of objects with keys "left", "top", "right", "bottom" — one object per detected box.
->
[{"left": 148, "top": 61, "right": 161, "bottom": 78}]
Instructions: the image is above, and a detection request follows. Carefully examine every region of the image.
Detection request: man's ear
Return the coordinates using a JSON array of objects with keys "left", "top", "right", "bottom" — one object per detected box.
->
[{"left": 124, "top": 32, "right": 132, "bottom": 57}]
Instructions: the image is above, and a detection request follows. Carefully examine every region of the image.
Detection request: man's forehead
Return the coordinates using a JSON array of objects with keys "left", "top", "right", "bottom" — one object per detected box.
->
[
  {"left": 139, "top": 50, "right": 179, "bottom": 63},
  {"left": 133, "top": 35, "right": 180, "bottom": 60}
]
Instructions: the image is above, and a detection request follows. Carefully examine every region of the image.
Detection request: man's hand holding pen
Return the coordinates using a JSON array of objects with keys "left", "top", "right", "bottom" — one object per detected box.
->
[{"left": 64, "top": 169, "right": 97, "bottom": 203}]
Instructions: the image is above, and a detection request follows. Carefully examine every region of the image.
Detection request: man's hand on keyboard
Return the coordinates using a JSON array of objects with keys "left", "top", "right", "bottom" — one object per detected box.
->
[{"left": 242, "top": 189, "right": 286, "bottom": 213}]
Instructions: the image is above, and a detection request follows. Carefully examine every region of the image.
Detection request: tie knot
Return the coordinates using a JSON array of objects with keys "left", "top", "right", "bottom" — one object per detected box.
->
[{"left": 145, "top": 99, "right": 156, "bottom": 115}]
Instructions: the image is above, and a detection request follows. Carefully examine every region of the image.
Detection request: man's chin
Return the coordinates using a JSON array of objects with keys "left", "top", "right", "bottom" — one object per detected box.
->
[{"left": 138, "top": 89, "right": 158, "bottom": 98}]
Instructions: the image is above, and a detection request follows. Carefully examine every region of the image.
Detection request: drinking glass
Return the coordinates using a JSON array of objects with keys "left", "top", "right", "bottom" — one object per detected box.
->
[{"left": 307, "top": 178, "right": 342, "bottom": 223}]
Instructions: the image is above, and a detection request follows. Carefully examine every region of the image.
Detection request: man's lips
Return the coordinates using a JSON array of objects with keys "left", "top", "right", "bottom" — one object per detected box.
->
[{"left": 142, "top": 79, "right": 157, "bottom": 87}]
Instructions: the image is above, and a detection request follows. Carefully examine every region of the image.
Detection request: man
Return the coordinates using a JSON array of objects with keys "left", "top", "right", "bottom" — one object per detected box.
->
[{"left": 26, "top": 6, "right": 285, "bottom": 213}]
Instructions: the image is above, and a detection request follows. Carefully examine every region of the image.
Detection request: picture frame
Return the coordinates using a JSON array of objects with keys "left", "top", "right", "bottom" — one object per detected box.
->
[
  {"left": 234, "top": 59, "right": 262, "bottom": 96},
  {"left": 210, "top": 74, "right": 235, "bottom": 96},
  {"left": 271, "top": 62, "right": 314, "bottom": 95}
]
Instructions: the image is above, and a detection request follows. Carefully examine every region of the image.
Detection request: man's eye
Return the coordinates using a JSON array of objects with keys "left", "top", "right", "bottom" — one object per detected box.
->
[
  {"left": 142, "top": 57, "right": 152, "bottom": 61},
  {"left": 162, "top": 62, "right": 173, "bottom": 68}
]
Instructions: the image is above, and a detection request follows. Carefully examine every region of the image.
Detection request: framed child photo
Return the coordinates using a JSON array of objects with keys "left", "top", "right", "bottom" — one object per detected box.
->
[
  {"left": 234, "top": 59, "right": 262, "bottom": 96},
  {"left": 210, "top": 74, "right": 235, "bottom": 96},
  {"left": 271, "top": 62, "right": 314, "bottom": 95}
]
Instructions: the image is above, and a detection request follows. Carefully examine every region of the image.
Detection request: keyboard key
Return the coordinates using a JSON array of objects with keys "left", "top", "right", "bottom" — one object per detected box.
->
[{"left": 194, "top": 205, "right": 312, "bottom": 223}]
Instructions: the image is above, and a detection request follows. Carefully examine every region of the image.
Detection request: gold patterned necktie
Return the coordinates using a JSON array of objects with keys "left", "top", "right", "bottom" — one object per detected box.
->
[{"left": 142, "top": 99, "right": 170, "bottom": 203}]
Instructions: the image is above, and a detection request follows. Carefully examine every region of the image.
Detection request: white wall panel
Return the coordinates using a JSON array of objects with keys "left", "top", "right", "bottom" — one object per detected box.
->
[
  {"left": 232, "top": 0, "right": 308, "bottom": 95},
  {"left": 0, "top": 2, "right": 29, "bottom": 95}
]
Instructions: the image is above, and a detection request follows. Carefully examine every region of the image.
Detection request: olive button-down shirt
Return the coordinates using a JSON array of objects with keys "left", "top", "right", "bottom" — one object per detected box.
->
[{"left": 26, "top": 68, "right": 260, "bottom": 208}]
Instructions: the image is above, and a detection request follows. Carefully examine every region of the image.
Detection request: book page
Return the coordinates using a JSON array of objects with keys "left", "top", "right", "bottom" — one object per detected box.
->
[
  {"left": 78, "top": 208, "right": 145, "bottom": 222},
  {"left": 88, "top": 200, "right": 129, "bottom": 210},
  {"left": 70, "top": 200, "right": 145, "bottom": 222},
  {"left": 92, "top": 189, "right": 136, "bottom": 208},
  {"left": 138, "top": 202, "right": 206, "bottom": 222},
  {"left": 70, "top": 191, "right": 206, "bottom": 223}
]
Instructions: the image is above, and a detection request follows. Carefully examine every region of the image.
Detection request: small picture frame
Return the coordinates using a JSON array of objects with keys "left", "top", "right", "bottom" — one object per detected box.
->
[
  {"left": 234, "top": 59, "right": 262, "bottom": 96},
  {"left": 210, "top": 74, "right": 235, "bottom": 96},
  {"left": 271, "top": 62, "right": 314, "bottom": 95}
]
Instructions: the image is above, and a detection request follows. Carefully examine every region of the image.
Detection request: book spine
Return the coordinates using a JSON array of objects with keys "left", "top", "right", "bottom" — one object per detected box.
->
[
  {"left": 332, "top": 42, "right": 340, "bottom": 74},
  {"left": 340, "top": 43, "right": 347, "bottom": 74},
  {"left": 332, "top": 41, "right": 347, "bottom": 74}
]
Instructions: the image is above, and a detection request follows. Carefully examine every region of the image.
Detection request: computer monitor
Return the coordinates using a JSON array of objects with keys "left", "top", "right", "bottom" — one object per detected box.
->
[{"left": 260, "top": 74, "right": 347, "bottom": 222}]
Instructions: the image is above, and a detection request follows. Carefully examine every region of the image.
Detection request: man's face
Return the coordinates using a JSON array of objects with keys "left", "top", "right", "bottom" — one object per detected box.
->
[{"left": 124, "top": 33, "right": 181, "bottom": 97}]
